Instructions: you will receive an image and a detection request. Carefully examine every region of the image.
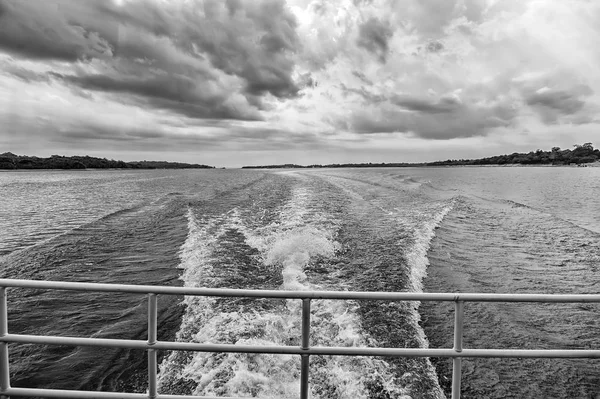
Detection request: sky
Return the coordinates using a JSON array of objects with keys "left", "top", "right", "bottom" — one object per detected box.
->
[{"left": 1, "top": 0, "right": 599, "bottom": 167}]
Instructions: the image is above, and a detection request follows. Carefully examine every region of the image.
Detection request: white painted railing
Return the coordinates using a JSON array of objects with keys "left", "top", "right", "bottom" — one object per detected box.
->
[{"left": 1, "top": 279, "right": 599, "bottom": 399}]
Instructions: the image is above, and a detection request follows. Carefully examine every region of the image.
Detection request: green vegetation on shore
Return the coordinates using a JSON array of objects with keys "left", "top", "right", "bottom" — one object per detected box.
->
[
  {"left": 242, "top": 143, "right": 600, "bottom": 169},
  {"left": 0, "top": 152, "right": 214, "bottom": 170}
]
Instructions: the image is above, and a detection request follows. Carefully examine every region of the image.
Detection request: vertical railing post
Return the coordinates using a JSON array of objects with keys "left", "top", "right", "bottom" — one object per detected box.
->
[
  {"left": 0, "top": 287, "right": 11, "bottom": 399},
  {"left": 300, "top": 298, "right": 311, "bottom": 399},
  {"left": 147, "top": 294, "right": 158, "bottom": 399},
  {"left": 451, "top": 300, "right": 464, "bottom": 399}
]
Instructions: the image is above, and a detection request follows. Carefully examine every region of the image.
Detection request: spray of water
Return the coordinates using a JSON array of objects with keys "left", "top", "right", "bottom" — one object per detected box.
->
[{"left": 158, "top": 182, "right": 449, "bottom": 398}]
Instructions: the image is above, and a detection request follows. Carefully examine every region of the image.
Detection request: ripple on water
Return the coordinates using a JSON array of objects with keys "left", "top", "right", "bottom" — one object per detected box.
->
[{"left": 422, "top": 195, "right": 600, "bottom": 399}]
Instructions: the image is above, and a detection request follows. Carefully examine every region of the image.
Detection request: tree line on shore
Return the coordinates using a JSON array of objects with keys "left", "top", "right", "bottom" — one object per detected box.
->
[
  {"left": 428, "top": 143, "right": 599, "bottom": 166},
  {"left": 0, "top": 152, "right": 214, "bottom": 170},
  {"left": 3, "top": 143, "right": 597, "bottom": 170},
  {"left": 242, "top": 143, "right": 600, "bottom": 169}
]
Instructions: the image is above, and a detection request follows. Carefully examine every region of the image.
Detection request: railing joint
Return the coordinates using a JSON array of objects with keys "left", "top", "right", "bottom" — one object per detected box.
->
[
  {"left": 451, "top": 300, "right": 465, "bottom": 399},
  {"left": 300, "top": 298, "right": 311, "bottom": 399},
  {"left": 147, "top": 293, "right": 158, "bottom": 399},
  {"left": 0, "top": 287, "right": 11, "bottom": 394}
]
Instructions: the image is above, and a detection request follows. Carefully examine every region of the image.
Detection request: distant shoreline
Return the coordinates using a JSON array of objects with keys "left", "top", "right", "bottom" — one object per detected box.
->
[
  {"left": 242, "top": 144, "right": 600, "bottom": 169},
  {"left": 0, "top": 167, "right": 216, "bottom": 172},
  {"left": 3, "top": 144, "right": 599, "bottom": 170},
  {"left": 242, "top": 162, "right": 600, "bottom": 169},
  {"left": 0, "top": 152, "right": 214, "bottom": 170},
  {"left": 3, "top": 163, "right": 599, "bottom": 172}
]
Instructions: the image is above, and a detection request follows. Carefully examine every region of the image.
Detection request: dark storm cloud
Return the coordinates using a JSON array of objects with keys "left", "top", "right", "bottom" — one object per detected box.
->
[
  {"left": 524, "top": 85, "right": 593, "bottom": 124},
  {"left": 356, "top": 17, "right": 394, "bottom": 62},
  {"left": 54, "top": 121, "right": 174, "bottom": 145},
  {"left": 0, "top": 0, "right": 113, "bottom": 61},
  {"left": 53, "top": 118, "right": 319, "bottom": 153},
  {"left": 53, "top": 72, "right": 262, "bottom": 121},
  {"left": 349, "top": 95, "right": 517, "bottom": 139},
  {"left": 526, "top": 89, "right": 588, "bottom": 113},
  {"left": 55, "top": 121, "right": 218, "bottom": 149},
  {"left": 114, "top": 0, "right": 302, "bottom": 101},
  {"left": 177, "top": 0, "right": 301, "bottom": 99},
  {"left": 392, "top": 94, "right": 461, "bottom": 113},
  {"left": 0, "top": 0, "right": 302, "bottom": 121}
]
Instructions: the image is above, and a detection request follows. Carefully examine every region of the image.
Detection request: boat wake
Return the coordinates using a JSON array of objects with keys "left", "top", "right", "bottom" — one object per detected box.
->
[{"left": 158, "top": 185, "right": 417, "bottom": 398}]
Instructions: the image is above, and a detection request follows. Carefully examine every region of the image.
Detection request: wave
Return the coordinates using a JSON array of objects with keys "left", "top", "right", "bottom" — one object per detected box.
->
[
  {"left": 421, "top": 188, "right": 600, "bottom": 397},
  {"left": 1, "top": 191, "right": 185, "bottom": 260},
  {"left": 406, "top": 203, "right": 454, "bottom": 293},
  {"left": 158, "top": 185, "right": 415, "bottom": 398},
  {"left": 489, "top": 198, "right": 600, "bottom": 236},
  {"left": 503, "top": 198, "right": 538, "bottom": 210},
  {"left": 402, "top": 202, "right": 454, "bottom": 399},
  {"left": 278, "top": 169, "right": 453, "bottom": 398}
]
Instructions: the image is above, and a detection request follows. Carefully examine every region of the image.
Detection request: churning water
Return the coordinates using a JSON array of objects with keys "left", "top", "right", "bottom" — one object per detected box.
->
[{"left": 1, "top": 167, "right": 599, "bottom": 398}]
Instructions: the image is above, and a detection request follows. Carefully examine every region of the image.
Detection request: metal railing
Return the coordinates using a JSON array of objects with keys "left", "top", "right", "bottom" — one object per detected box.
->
[{"left": 1, "top": 279, "right": 599, "bottom": 399}]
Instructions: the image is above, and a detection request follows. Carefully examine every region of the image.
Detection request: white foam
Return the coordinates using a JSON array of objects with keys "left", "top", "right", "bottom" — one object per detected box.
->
[
  {"left": 238, "top": 185, "right": 411, "bottom": 398},
  {"left": 401, "top": 201, "right": 454, "bottom": 399},
  {"left": 406, "top": 203, "right": 454, "bottom": 293},
  {"left": 158, "top": 186, "right": 427, "bottom": 398},
  {"left": 265, "top": 226, "right": 339, "bottom": 291}
]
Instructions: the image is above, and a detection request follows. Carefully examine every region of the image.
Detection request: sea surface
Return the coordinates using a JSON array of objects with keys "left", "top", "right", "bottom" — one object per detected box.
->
[{"left": 0, "top": 167, "right": 599, "bottom": 398}]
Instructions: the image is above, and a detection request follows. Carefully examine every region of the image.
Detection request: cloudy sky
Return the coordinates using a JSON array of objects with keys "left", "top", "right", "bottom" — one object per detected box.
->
[{"left": 1, "top": 0, "right": 599, "bottom": 167}]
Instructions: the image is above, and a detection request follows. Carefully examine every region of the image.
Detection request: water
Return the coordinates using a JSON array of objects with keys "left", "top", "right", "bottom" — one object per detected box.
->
[{"left": 0, "top": 167, "right": 599, "bottom": 398}]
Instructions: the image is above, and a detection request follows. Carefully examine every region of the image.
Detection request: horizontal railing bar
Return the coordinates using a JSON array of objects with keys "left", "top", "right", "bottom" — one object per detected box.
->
[
  {"left": 2, "top": 334, "right": 599, "bottom": 358},
  {"left": 2, "top": 387, "right": 242, "bottom": 399},
  {"left": 3, "top": 387, "right": 146, "bottom": 399},
  {"left": 2, "top": 279, "right": 600, "bottom": 302}
]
